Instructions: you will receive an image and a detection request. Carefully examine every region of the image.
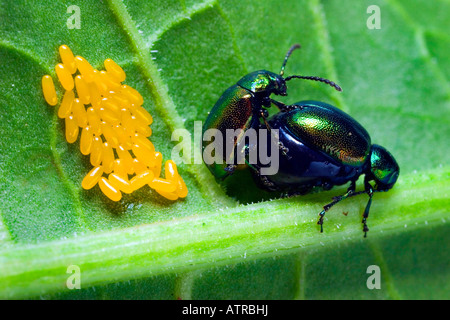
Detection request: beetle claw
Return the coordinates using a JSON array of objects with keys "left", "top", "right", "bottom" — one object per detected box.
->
[
  {"left": 362, "top": 218, "right": 369, "bottom": 237},
  {"left": 317, "top": 210, "right": 325, "bottom": 233}
]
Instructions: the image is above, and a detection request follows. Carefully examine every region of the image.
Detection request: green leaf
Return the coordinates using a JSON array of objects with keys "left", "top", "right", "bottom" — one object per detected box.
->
[{"left": 0, "top": 0, "right": 449, "bottom": 299}]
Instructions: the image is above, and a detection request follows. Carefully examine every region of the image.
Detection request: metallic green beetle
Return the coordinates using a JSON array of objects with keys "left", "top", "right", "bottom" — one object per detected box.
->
[{"left": 202, "top": 44, "right": 341, "bottom": 179}]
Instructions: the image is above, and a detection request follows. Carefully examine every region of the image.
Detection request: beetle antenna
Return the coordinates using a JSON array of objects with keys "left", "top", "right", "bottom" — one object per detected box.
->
[
  {"left": 280, "top": 44, "right": 301, "bottom": 77},
  {"left": 284, "top": 75, "right": 342, "bottom": 92}
]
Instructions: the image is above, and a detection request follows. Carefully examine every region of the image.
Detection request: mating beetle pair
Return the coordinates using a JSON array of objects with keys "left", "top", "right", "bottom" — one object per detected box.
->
[{"left": 202, "top": 44, "right": 399, "bottom": 236}]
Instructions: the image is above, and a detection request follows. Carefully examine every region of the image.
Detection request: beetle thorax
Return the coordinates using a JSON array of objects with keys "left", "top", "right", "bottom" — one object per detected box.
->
[{"left": 237, "top": 70, "right": 285, "bottom": 95}]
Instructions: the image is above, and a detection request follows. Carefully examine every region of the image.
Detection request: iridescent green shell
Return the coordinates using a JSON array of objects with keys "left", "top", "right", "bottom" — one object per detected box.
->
[
  {"left": 237, "top": 70, "right": 286, "bottom": 94},
  {"left": 203, "top": 85, "right": 253, "bottom": 134},
  {"left": 202, "top": 70, "right": 287, "bottom": 179},
  {"left": 370, "top": 144, "right": 400, "bottom": 188},
  {"left": 284, "top": 100, "right": 371, "bottom": 166},
  {"left": 202, "top": 84, "right": 254, "bottom": 178}
]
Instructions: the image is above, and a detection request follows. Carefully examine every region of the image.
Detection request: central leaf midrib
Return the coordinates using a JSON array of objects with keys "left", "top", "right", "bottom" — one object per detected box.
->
[
  {"left": 2, "top": 166, "right": 449, "bottom": 261},
  {"left": 1, "top": 188, "right": 448, "bottom": 299}
]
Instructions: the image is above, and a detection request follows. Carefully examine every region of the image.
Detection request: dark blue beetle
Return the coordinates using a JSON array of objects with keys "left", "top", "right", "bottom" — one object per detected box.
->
[{"left": 251, "top": 100, "right": 399, "bottom": 236}]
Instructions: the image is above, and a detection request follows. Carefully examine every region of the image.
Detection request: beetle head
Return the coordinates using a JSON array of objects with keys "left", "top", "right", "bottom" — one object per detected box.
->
[{"left": 369, "top": 144, "right": 399, "bottom": 191}]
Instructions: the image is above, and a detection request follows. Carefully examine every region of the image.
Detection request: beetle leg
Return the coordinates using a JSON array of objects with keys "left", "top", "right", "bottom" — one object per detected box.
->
[
  {"left": 259, "top": 109, "right": 272, "bottom": 131},
  {"left": 270, "top": 99, "right": 303, "bottom": 112},
  {"left": 362, "top": 178, "right": 374, "bottom": 237},
  {"left": 317, "top": 181, "right": 356, "bottom": 233},
  {"left": 257, "top": 109, "right": 290, "bottom": 159},
  {"left": 331, "top": 181, "right": 356, "bottom": 202},
  {"left": 270, "top": 99, "right": 287, "bottom": 110},
  {"left": 278, "top": 141, "right": 290, "bottom": 159},
  {"left": 257, "top": 114, "right": 291, "bottom": 159},
  {"left": 224, "top": 164, "right": 237, "bottom": 175},
  {"left": 260, "top": 174, "right": 276, "bottom": 190},
  {"left": 260, "top": 108, "right": 269, "bottom": 118},
  {"left": 255, "top": 169, "right": 277, "bottom": 190},
  {"left": 247, "top": 157, "right": 277, "bottom": 190},
  {"left": 243, "top": 144, "right": 257, "bottom": 170},
  {"left": 261, "top": 96, "right": 272, "bottom": 108}
]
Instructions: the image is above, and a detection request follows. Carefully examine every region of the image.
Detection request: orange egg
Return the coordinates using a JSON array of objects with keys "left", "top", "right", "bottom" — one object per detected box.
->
[{"left": 44, "top": 45, "right": 187, "bottom": 202}]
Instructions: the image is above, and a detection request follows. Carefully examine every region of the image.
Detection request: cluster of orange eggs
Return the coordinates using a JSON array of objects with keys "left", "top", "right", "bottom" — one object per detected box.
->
[{"left": 42, "top": 45, "right": 187, "bottom": 201}]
